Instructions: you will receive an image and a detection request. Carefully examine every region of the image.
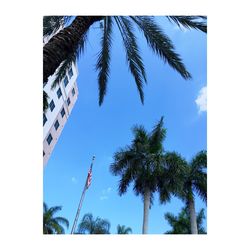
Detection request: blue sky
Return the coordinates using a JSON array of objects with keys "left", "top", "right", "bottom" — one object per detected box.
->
[{"left": 43, "top": 16, "right": 207, "bottom": 234}]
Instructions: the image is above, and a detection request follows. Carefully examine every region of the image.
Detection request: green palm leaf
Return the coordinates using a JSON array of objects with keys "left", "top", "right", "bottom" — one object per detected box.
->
[
  {"left": 159, "top": 152, "right": 187, "bottom": 203},
  {"left": 164, "top": 206, "right": 206, "bottom": 234},
  {"left": 43, "top": 16, "right": 72, "bottom": 38},
  {"left": 114, "top": 16, "right": 147, "bottom": 104},
  {"left": 117, "top": 224, "right": 132, "bottom": 234},
  {"left": 51, "top": 30, "right": 89, "bottom": 90},
  {"left": 96, "top": 17, "right": 113, "bottom": 105},
  {"left": 149, "top": 116, "right": 166, "bottom": 153},
  {"left": 77, "top": 213, "right": 110, "bottom": 234},
  {"left": 131, "top": 16, "right": 192, "bottom": 80},
  {"left": 43, "top": 27, "right": 89, "bottom": 112},
  {"left": 43, "top": 90, "right": 49, "bottom": 112},
  {"left": 167, "top": 16, "right": 207, "bottom": 33},
  {"left": 43, "top": 202, "right": 69, "bottom": 234},
  {"left": 54, "top": 216, "right": 69, "bottom": 229}
]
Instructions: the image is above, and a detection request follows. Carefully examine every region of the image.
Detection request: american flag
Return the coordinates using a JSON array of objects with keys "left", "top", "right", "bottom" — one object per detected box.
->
[{"left": 86, "top": 166, "right": 92, "bottom": 189}]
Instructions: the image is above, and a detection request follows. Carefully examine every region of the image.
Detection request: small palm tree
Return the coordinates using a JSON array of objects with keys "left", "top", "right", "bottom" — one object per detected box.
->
[
  {"left": 43, "top": 16, "right": 207, "bottom": 111},
  {"left": 160, "top": 151, "right": 207, "bottom": 234},
  {"left": 77, "top": 213, "right": 110, "bottom": 234},
  {"left": 111, "top": 117, "right": 170, "bottom": 234},
  {"left": 43, "top": 202, "right": 69, "bottom": 234},
  {"left": 165, "top": 207, "right": 206, "bottom": 234},
  {"left": 117, "top": 224, "right": 132, "bottom": 234}
]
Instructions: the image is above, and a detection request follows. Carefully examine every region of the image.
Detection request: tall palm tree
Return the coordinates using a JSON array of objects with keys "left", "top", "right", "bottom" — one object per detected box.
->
[
  {"left": 43, "top": 202, "right": 69, "bottom": 234},
  {"left": 77, "top": 213, "right": 110, "bottom": 234},
  {"left": 160, "top": 151, "right": 207, "bottom": 234},
  {"left": 43, "top": 16, "right": 207, "bottom": 111},
  {"left": 164, "top": 206, "right": 206, "bottom": 234},
  {"left": 117, "top": 224, "right": 132, "bottom": 234},
  {"left": 110, "top": 117, "right": 171, "bottom": 234}
]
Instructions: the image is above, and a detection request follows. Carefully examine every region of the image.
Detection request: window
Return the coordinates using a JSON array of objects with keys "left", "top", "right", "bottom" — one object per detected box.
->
[
  {"left": 68, "top": 67, "right": 73, "bottom": 79},
  {"left": 54, "top": 120, "right": 59, "bottom": 130},
  {"left": 46, "top": 133, "right": 53, "bottom": 145},
  {"left": 72, "top": 88, "right": 75, "bottom": 96},
  {"left": 61, "top": 108, "right": 65, "bottom": 118},
  {"left": 43, "top": 114, "right": 47, "bottom": 126},
  {"left": 57, "top": 88, "right": 62, "bottom": 99},
  {"left": 49, "top": 100, "right": 55, "bottom": 112},
  {"left": 64, "top": 76, "right": 69, "bottom": 87},
  {"left": 67, "top": 97, "right": 71, "bottom": 106}
]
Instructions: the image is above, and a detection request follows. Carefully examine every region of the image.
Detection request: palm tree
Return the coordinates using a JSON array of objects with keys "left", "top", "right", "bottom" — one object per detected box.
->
[
  {"left": 160, "top": 151, "right": 207, "bottom": 234},
  {"left": 43, "top": 202, "right": 69, "bottom": 234},
  {"left": 117, "top": 224, "right": 132, "bottom": 234},
  {"left": 110, "top": 117, "right": 170, "bottom": 234},
  {"left": 164, "top": 206, "right": 206, "bottom": 234},
  {"left": 43, "top": 16, "right": 207, "bottom": 111},
  {"left": 77, "top": 213, "right": 110, "bottom": 234}
]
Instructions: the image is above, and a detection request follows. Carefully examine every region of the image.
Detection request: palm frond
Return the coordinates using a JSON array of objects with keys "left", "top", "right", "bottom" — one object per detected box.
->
[
  {"left": 77, "top": 213, "right": 93, "bottom": 234},
  {"left": 43, "top": 90, "right": 49, "bottom": 112},
  {"left": 132, "top": 125, "right": 149, "bottom": 151},
  {"left": 164, "top": 206, "right": 206, "bottom": 234},
  {"left": 95, "top": 217, "right": 111, "bottom": 234},
  {"left": 118, "top": 168, "right": 134, "bottom": 195},
  {"left": 54, "top": 216, "right": 69, "bottom": 229},
  {"left": 159, "top": 151, "right": 187, "bottom": 202},
  {"left": 117, "top": 224, "right": 132, "bottom": 234},
  {"left": 131, "top": 16, "right": 191, "bottom": 80},
  {"left": 96, "top": 17, "right": 113, "bottom": 105},
  {"left": 190, "top": 150, "right": 207, "bottom": 171},
  {"left": 110, "top": 148, "right": 134, "bottom": 175},
  {"left": 51, "top": 30, "right": 88, "bottom": 89},
  {"left": 43, "top": 203, "right": 68, "bottom": 234},
  {"left": 50, "top": 219, "right": 65, "bottom": 234},
  {"left": 48, "top": 206, "right": 62, "bottom": 216},
  {"left": 149, "top": 116, "right": 166, "bottom": 153},
  {"left": 114, "top": 16, "right": 146, "bottom": 104},
  {"left": 43, "top": 16, "right": 72, "bottom": 38},
  {"left": 196, "top": 208, "right": 205, "bottom": 225},
  {"left": 78, "top": 213, "right": 110, "bottom": 234},
  {"left": 193, "top": 176, "right": 207, "bottom": 203},
  {"left": 43, "top": 202, "right": 48, "bottom": 213},
  {"left": 167, "top": 16, "right": 207, "bottom": 33},
  {"left": 43, "top": 16, "right": 64, "bottom": 37},
  {"left": 164, "top": 212, "right": 178, "bottom": 227}
]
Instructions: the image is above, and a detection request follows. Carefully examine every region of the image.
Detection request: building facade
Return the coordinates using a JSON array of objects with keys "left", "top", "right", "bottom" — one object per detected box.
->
[{"left": 43, "top": 63, "right": 79, "bottom": 167}]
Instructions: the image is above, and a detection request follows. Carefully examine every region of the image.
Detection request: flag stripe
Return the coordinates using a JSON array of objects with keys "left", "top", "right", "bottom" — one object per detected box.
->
[{"left": 86, "top": 166, "right": 92, "bottom": 188}]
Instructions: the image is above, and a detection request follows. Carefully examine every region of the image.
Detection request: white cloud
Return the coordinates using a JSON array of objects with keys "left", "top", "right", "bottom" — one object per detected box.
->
[
  {"left": 195, "top": 86, "right": 207, "bottom": 114},
  {"left": 100, "top": 196, "right": 108, "bottom": 201},
  {"left": 102, "top": 187, "right": 112, "bottom": 195},
  {"left": 100, "top": 187, "right": 112, "bottom": 201},
  {"left": 71, "top": 177, "right": 77, "bottom": 184}
]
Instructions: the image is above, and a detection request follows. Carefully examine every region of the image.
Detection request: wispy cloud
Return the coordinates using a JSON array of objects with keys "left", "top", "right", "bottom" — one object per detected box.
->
[
  {"left": 71, "top": 177, "right": 77, "bottom": 184},
  {"left": 195, "top": 86, "right": 207, "bottom": 114},
  {"left": 100, "top": 196, "right": 108, "bottom": 201},
  {"left": 99, "top": 187, "right": 112, "bottom": 201}
]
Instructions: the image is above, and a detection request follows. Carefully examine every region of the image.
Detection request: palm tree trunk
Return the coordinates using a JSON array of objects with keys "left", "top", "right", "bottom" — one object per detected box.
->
[
  {"left": 187, "top": 196, "right": 198, "bottom": 234},
  {"left": 43, "top": 16, "right": 104, "bottom": 83},
  {"left": 142, "top": 189, "right": 151, "bottom": 234}
]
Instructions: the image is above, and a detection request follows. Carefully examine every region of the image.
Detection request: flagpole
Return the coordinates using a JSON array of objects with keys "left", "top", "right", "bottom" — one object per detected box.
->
[{"left": 70, "top": 156, "right": 95, "bottom": 234}]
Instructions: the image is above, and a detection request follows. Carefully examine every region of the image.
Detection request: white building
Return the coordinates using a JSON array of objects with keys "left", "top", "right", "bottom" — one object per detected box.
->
[{"left": 43, "top": 63, "right": 79, "bottom": 167}]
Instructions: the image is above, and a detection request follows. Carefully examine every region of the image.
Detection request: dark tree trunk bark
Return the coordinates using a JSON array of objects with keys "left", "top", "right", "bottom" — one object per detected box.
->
[{"left": 43, "top": 16, "right": 104, "bottom": 83}]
